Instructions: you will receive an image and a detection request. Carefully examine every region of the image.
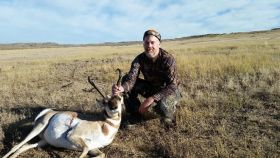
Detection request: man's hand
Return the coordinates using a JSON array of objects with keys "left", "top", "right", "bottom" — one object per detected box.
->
[
  {"left": 139, "top": 97, "right": 155, "bottom": 114},
  {"left": 112, "top": 84, "right": 124, "bottom": 95}
]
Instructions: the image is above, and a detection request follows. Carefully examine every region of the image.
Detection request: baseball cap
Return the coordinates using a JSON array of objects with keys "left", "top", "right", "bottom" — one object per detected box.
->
[{"left": 143, "top": 29, "right": 161, "bottom": 42}]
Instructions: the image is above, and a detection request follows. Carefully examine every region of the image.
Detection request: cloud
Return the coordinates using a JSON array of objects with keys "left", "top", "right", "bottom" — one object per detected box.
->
[
  {"left": 0, "top": 0, "right": 279, "bottom": 44},
  {"left": 202, "top": 0, "right": 280, "bottom": 33}
]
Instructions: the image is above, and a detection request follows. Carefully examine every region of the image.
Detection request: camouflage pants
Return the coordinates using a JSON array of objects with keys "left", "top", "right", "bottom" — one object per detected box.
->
[{"left": 123, "top": 77, "right": 181, "bottom": 120}]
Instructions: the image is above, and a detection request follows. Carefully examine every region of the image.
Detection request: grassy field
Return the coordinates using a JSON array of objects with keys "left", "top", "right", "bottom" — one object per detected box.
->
[{"left": 0, "top": 29, "right": 279, "bottom": 157}]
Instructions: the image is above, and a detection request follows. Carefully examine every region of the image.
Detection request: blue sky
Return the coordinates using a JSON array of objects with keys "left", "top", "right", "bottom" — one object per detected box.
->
[{"left": 0, "top": 0, "right": 279, "bottom": 44}]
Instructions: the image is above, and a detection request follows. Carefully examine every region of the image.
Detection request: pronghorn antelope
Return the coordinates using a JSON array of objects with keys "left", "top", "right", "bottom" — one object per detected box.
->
[{"left": 3, "top": 69, "right": 124, "bottom": 158}]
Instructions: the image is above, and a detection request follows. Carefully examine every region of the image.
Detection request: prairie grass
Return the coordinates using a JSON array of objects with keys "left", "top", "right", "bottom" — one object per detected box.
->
[{"left": 0, "top": 30, "right": 279, "bottom": 157}]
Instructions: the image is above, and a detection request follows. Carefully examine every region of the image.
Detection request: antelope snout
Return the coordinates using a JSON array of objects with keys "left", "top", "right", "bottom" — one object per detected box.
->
[{"left": 109, "top": 105, "right": 118, "bottom": 110}]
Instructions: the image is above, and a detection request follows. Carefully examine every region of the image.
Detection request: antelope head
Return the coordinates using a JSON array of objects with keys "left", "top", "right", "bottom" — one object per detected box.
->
[{"left": 88, "top": 69, "right": 124, "bottom": 118}]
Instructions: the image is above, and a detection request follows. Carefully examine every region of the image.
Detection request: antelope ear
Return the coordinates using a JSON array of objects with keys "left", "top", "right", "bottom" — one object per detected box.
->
[{"left": 107, "top": 94, "right": 111, "bottom": 98}]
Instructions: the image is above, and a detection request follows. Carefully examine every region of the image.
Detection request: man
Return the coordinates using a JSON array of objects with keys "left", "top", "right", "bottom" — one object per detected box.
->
[{"left": 112, "top": 29, "right": 181, "bottom": 128}]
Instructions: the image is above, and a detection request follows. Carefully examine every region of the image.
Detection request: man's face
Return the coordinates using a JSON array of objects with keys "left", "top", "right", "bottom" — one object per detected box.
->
[{"left": 143, "top": 35, "right": 160, "bottom": 60}]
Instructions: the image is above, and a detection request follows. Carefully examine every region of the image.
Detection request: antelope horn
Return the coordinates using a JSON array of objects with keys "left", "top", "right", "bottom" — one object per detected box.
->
[
  {"left": 116, "top": 68, "right": 122, "bottom": 86},
  {"left": 88, "top": 76, "right": 106, "bottom": 99}
]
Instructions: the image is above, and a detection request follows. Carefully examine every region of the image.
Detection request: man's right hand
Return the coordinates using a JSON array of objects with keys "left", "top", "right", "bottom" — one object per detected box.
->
[{"left": 112, "top": 84, "right": 124, "bottom": 95}]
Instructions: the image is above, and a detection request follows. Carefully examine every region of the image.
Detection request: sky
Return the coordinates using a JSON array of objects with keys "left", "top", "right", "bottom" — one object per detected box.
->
[{"left": 0, "top": 0, "right": 279, "bottom": 44}]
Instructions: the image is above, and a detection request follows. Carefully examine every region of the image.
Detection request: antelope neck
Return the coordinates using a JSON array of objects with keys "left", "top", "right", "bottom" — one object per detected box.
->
[{"left": 103, "top": 110, "right": 120, "bottom": 120}]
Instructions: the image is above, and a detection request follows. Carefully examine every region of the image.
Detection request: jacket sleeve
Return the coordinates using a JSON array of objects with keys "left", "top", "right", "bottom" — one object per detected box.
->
[
  {"left": 122, "top": 57, "right": 141, "bottom": 92},
  {"left": 152, "top": 56, "right": 179, "bottom": 101}
]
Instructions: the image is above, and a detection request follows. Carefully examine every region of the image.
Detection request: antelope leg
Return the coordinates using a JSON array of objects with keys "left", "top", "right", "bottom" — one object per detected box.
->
[
  {"left": 3, "top": 121, "right": 50, "bottom": 158},
  {"left": 79, "top": 146, "right": 89, "bottom": 158},
  {"left": 9, "top": 140, "right": 47, "bottom": 158},
  {"left": 89, "top": 148, "right": 105, "bottom": 158}
]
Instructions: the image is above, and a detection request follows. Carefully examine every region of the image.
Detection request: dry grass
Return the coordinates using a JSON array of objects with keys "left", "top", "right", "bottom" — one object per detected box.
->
[{"left": 0, "top": 29, "right": 279, "bottom": 157}]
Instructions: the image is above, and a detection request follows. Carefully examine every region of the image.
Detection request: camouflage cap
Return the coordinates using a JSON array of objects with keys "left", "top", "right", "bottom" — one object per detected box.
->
[{"left": 143, "top": 29, "right": 161, "bottom": 42}]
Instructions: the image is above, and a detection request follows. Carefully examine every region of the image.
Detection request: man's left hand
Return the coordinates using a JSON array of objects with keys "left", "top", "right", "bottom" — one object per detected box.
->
[{"left": 139, "top": 97, "right": 155, "bottom": 114}]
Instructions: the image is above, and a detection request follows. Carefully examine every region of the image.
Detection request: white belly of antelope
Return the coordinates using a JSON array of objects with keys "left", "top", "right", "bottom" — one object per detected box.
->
[{"left": 43, "top": 113, "right": 121, "bottom": 151}]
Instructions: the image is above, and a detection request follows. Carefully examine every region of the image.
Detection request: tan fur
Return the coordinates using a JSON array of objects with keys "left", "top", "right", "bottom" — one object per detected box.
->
[
  {"left": 102, "top": 124, "right": 109, "bottom": 136},
  {"left": 105, "top": 119, "right": 120, "bottom": 128}
]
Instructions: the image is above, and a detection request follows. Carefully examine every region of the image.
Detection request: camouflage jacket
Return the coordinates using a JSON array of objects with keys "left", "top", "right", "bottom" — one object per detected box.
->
[{"left": 122, "top": 48, "right": 180, "bottom": 101}]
